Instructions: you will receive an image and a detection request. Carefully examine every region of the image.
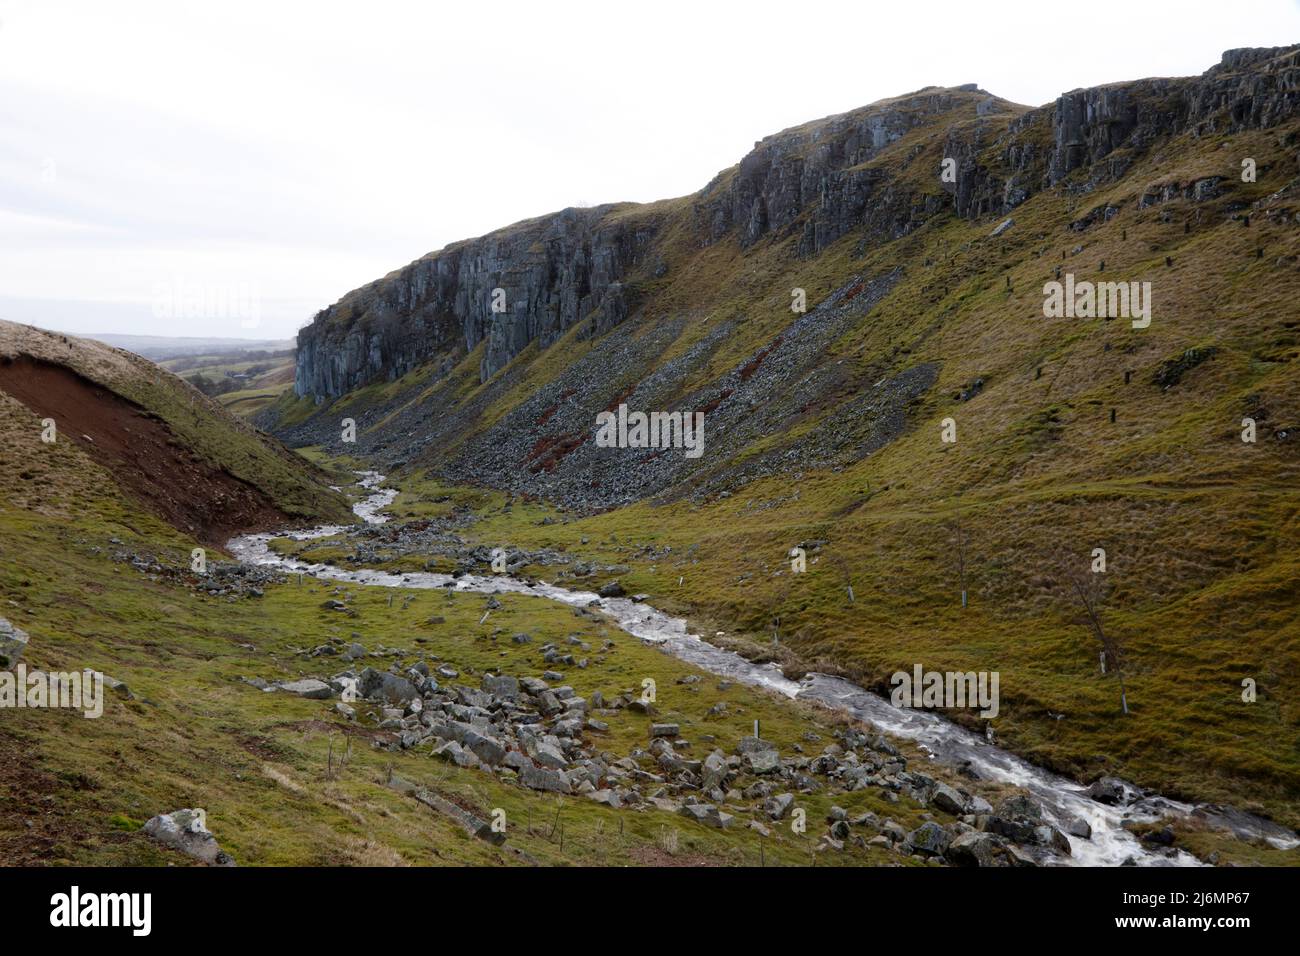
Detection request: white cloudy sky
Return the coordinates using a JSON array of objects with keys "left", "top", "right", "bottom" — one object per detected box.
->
[{"left": 2, "top": 0, "right": 1297, "bottom": 341}]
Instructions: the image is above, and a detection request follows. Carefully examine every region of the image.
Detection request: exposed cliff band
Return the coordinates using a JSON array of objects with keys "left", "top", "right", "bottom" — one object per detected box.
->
[{"left": 293, "top": 46, "right": 1298, "bottom": 400}]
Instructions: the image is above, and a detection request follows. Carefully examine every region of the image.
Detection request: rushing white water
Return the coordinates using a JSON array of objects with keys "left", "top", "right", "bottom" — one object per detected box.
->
[{"left": 230, "top": 472, "right": 1297, "bottom": 867}]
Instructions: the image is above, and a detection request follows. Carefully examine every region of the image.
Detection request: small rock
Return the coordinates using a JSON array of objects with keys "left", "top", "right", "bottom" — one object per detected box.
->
[
  {"left": 142, "top": 809, "right": 235, "bottom": 866},
  {"left": 1141, "top": 825, "right": 1176, "bottom": 847},
  {"left": 1063, "top": 815, "right": 1092, "bottom": 839},
  {"left": 0, "top": 617, "right": 29, "bottom": 668}
]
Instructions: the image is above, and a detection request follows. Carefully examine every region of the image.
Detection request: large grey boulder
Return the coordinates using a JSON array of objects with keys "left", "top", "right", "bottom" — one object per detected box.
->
[
  {"left": 481, "top": 674, "right": 519, "bottom": 699},
  {"left": 0, "top": 618, "right": 29, "bottom": 668},
  {"left": 984, "top": 815, "right": 1038, "bottom": 843},
  {"left": 519, "top": 676, "right": 550, "bottom": 696},
  {"left": 142, "top": 809, "right": 235, "bottom": 866},
  {"left": 518, "top": 763, "right": 571, "bottom": 794},
  {"left": 410, "top": 788, "right": 505, "bottom": 846},
  {"left": 765, "top": 792, "right": 796, "bottom": 820},
  {"left": 905, "top": 821, "right": 951, "bottom": 857},
  {"left": 735, "top": 735, "right": 772, "bottom": 755},
  {"left": 946, "top": 831, "right": 997, "bottom": 866},
  {"left": 1063, "top": 814, "right": 1093, "bottom": 839},
  {"left": 1035, "top": 825, "right": 1073, "bottom": 856},
  {"left": 701, "top": 750, "right": 729, "bottom": 791},
  {"left": 460, "top": 729, "right": 506, "bottom": 766},
  {"left": 1085, "top": 777, "right": 1127, "bottom": 805},
  {"left": 431, "top": 740, "right": 480, "bottom": 768},
  {"left": 358, "top": 667, "right": 418, "bottom": 703},
  {"left": 428, "top": 719, "right": 507, "bottom": 766},
  {"left": 931, "top": 782, "right": 967, "bottom": 815},
  {"left": 679, "top": 804, "right": 734, "bottom": 829},
  {"left": 528, "top": 740, "right": 568, "bottom": 770},
  {"left": 1004, "top": 844, "right": 1039, "bottom": 867},
  {"left": 277, "top": 678, "right": 334, "bottom": 699},
  {"left": 882, "top": 820, "right": 909, "bottom": 843},
  {"left": 587, "top": 789, "right": 623, "bottom": 809},
  {"left": 737, "top": 736, "right": 780, "bottom": 774},
  {"left": 747, "top": 749, "right": 780, "bottom": 774},
  {"left": 995, "top": 794, "right": 1043, "bottom": 820}
]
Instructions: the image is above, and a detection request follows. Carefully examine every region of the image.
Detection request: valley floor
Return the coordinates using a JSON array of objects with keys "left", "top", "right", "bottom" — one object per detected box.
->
[
  {"left": 0, "top": 503, "right": 949, "bottom": 866},
  {"left": 7, "top": 458, "right": 1286, "bottom": 867}
]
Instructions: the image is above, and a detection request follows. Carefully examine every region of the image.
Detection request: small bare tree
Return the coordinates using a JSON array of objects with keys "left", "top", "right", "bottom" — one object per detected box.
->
[{"left": 1057, "top": 555, "right": 1129, "bottom": 714}]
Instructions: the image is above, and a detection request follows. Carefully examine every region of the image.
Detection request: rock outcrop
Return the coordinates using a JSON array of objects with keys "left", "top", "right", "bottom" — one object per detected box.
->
[
  {"left": 142, "top": 809, "right": 236, "bottom": 866},
  {"left": 695, "top": 87, "right": 1012, "bottom": 254},
  {"left": 294, "top": 205, "right": 659, "bottom": 396},
  {"left": 0, "top": 617, "right": 29, "bottom": 668}
]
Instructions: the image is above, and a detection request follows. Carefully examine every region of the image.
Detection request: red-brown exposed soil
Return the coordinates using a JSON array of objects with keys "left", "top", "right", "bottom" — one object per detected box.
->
[{"left": 0, "top": 355, "right": 287, "bottom": 546}]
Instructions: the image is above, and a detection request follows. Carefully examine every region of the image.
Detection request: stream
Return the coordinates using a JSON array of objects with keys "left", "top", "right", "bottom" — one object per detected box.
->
[{"left": 229, "top": 472, "right": 1297, "bottom": 867}]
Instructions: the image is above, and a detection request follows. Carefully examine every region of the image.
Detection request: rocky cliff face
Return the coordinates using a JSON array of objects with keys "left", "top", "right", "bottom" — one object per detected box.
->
[
  {"left": 695, "top": 87, "right": 1020, "bottom": 255},
  {"left": 294, "top": 205, "right": 658, "bottom": 397},
  {"left": 290, "top": 46, "right": 1299, "bottom": 401},
  {"left": 1041, "top": 45, "right": 1300, "bottom": 187}
]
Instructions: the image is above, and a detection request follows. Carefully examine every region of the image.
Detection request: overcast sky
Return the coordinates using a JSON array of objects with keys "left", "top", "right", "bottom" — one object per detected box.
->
[{"left": 2, "top": 0, "right": 1297, "bottom": 341}]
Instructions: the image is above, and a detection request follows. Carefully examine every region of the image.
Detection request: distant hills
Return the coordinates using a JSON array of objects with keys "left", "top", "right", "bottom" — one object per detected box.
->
[{"left": 76, "top": 332, "right": 296, "bottom": 361}]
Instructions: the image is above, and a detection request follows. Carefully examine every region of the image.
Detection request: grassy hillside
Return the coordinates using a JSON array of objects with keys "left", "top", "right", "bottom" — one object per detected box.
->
[{"left": 0, "top": 321, "right": 349, "bottom": 538}]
